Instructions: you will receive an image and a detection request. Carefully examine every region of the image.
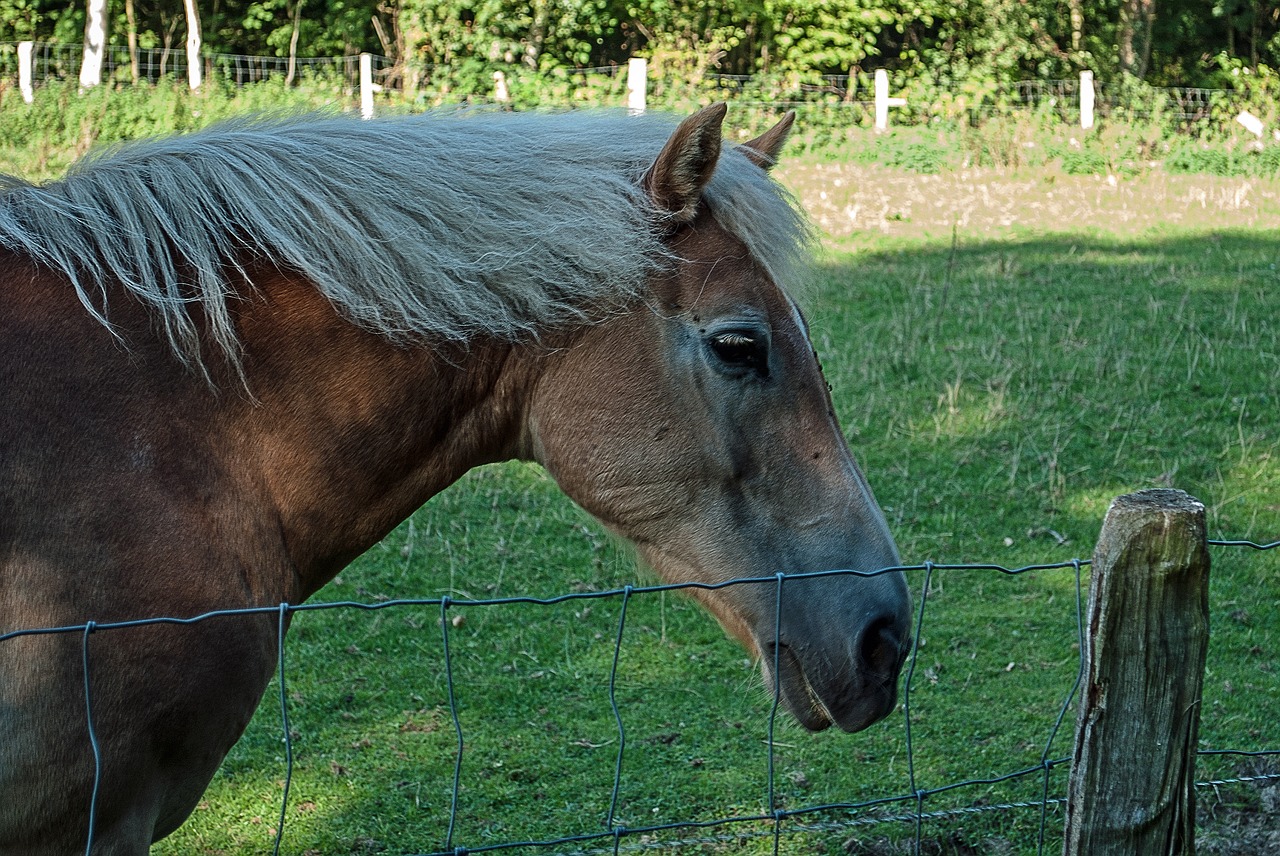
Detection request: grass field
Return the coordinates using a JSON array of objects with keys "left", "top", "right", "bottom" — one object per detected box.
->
[{"left": 118, "top": 157, "right": 1279, "bottom": 855}]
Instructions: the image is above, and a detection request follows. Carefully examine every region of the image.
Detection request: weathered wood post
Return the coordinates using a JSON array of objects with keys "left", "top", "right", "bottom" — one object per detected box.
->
[{"left": 1063, "top": 489, "right": 1210, "bottom": 856}]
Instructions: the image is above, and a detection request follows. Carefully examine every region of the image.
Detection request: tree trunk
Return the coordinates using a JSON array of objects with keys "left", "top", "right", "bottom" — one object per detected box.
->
[
  {"left": 125, "top": 0, "right": 139, "bottom": 82},
  {"left": 286, "top": 0, "right": 304, "bottom": 87},
  {"left": 1118, "top": 0, "right": 1156, "bottom": 79},
  {"left": 372, "top": 1, "right": 405, "bottom": 90},
  {"left": 183, "top": 0, "right": 202, "bottom": 89},
  {"left": 1136, "top": 0, "right": 1155, "bottom": 79},
  {"left": 1117, "top": 0, "right": 1135, "bottom": 74},
  {"left": 391, "top": 0, "right": 417, "bottom": 59},
  {"left": 1251, "top": 0, "right": 1260, "bottom": 67},
  {"left": 79, "top": 0, "right": 108, "bottom": 88},
  {"left": 523, "top": 0, "right": 548, "bottom": 70}
]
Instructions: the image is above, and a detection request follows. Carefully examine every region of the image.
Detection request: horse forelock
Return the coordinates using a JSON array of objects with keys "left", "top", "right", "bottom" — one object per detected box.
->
[{"left": 0, "top": 110, "right": 813, "bottom": 367}]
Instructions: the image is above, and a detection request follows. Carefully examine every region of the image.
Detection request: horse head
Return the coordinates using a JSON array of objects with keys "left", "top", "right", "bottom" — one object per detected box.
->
[{"left": 524, "top": 105, "right": 912, "bottom": 733}]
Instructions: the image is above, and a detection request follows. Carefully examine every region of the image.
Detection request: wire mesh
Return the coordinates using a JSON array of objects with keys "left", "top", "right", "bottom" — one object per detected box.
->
[{"left": 3, "top": 538, "right": 1274, "bottom": 854}]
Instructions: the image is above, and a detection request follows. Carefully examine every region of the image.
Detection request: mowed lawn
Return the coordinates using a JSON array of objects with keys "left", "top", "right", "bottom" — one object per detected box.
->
[{"left": 130, "top": 161, "right": 1278, "bottom": 855}]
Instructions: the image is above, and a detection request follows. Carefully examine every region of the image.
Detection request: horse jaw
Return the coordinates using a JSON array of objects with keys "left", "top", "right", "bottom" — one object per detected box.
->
[{"left": 634, "top": 536, "right": 910, "bottom": 734}]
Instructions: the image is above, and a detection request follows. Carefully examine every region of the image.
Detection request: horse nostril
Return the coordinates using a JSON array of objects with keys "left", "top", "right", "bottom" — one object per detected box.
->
[{"left": 859, "top": 614, "right": 908, "bottom": 679}]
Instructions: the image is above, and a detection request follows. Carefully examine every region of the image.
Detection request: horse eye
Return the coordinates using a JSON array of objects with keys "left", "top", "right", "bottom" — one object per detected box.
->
[{"left": 708, "top": 330, "right": 769, "bottom": 376}]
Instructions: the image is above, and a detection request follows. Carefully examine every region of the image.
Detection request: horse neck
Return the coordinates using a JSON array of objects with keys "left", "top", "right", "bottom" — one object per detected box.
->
[{"left": 227, "top": 272, "right": 535, "bottom": 599}]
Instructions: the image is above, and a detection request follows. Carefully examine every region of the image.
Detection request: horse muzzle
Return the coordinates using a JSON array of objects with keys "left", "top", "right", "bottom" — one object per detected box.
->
[{"left": 759, "top": 594, "right": 912, "bottom": 733}]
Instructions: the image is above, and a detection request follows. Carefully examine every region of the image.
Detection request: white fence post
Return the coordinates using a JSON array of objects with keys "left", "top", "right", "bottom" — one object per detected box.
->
[
  {"left": 492, "top": 70, "right": 510, "bottom": 104},
  {"left": 18, "top": 41, "right": 34, "bottom": 103},
  {"left": 1080, "top": 70, "right": 1095, "bottom": 130},
  {"left": 627, "top": 57, "right": 647, "bottom": 114},
  {"left": 184, "top": 0, "right": 203, "bottom": 90},
  {"left": 360, "top": 53, "right": 381, "bottom": 120},
  {"left": 874, "top": 69, "right": 907, "bottom": 131},
  {"left": 1236, "top": 110, "right": 1264, "bottom": 137}
]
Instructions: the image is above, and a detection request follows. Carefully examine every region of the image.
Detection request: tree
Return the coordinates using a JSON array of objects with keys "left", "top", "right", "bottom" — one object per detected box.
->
[
  {"left": 79, "top": 0, "right": 108, "bottom": 87},
  {"left": 124, "top": 0, "right": 138, "bottom": 81},
  {"left": 185, "top": 0, "right": 202, "bottom": 88},
  {"left": 11, "top": 0, "right": 1280, "bottom": 92},
  {"left": 1118, "top": 0, "right": 1157, "bottom": 78}
]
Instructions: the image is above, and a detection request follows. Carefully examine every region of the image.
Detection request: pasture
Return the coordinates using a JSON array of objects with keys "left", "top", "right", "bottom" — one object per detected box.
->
[
  {"left": 138, "top": 159, "right": 1280, "bottom": 855},
  {"left": 5, "top": 129, "right": 1278, "bottom": 854}
]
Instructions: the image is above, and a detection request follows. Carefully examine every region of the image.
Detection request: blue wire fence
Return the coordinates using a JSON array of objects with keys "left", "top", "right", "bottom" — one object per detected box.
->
[{"left": 2, "top": 538, "right": 1277, "bottom": 855}]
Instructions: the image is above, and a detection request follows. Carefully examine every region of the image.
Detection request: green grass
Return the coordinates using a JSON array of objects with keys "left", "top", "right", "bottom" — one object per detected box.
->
[{"left": 145, "top": 206, "right": 1280, "bottom": 854}]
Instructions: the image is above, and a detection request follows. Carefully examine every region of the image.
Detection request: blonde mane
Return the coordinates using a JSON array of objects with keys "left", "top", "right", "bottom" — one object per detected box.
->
[{"left": 0, "top": 110, "right": 812, "bottom": 365}]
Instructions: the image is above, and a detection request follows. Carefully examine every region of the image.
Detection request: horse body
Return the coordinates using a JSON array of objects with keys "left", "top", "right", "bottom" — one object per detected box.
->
[{"left": 0, "top": 106, "right": 910, "bottom": 853}]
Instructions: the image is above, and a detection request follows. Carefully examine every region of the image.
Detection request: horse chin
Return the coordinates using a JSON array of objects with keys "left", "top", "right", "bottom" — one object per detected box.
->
[{"left": 762, "top": 642, "right": 898, "bottom": 734}]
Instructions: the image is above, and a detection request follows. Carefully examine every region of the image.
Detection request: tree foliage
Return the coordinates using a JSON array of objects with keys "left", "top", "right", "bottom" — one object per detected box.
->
[{"left": 4, "top": 0, "right": 1279, "bottom": 87}]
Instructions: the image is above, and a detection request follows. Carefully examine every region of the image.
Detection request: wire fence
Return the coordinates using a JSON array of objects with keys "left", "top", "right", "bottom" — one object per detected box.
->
[
  {"left": 0, "top": 41, "right": 1262, "bottom": 129},
  {"left": 702, "top": 73, "right": 1232, "bottom": 124},
  {"left": 2, "top": 538, "right": 1277, "bottom": 855},
  {"left": 0, "top": 41, "right": 386, "bottom": 87}
]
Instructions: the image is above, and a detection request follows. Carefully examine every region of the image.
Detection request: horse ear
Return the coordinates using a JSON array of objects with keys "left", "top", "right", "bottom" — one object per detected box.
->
[
  {"left": 739, "top": 111, "right": 795, "bottom": 171},
  {"left": 643, "top": 102, "right": 727, "bottom": 223}
]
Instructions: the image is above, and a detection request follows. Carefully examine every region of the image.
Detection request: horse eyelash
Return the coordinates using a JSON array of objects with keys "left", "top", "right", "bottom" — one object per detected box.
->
[{"left": 714, "top": 332, "right": 755, "bottom": 347}]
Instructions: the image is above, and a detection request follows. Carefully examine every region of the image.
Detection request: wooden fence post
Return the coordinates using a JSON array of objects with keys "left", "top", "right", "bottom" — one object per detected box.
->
[
  {"left": 18, "top": 41, "right": 34, "bottom": 103},
  {"left": 627, "top": 57, "right": 647, "bottom": 114},
  {"left": 1063, "top": 489, "right": 1210, "bottom": 856}
]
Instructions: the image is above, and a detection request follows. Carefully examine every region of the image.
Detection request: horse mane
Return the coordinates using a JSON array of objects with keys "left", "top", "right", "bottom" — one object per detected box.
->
[{"left": 0, "top": 110, "right": 813, "bottom": 367}]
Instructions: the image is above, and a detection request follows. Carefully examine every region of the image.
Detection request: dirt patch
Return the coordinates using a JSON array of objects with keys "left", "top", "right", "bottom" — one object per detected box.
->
[
  {"left": 1198, "top": 773, "right": 1280, "bottom": 855},
  {"left": 776, "top": 162, "right": 1280, "bottom": 242}
]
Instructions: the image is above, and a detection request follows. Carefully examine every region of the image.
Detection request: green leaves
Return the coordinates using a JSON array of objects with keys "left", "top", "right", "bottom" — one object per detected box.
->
[{"left": 6, "top": 0, "right": 1280, "bottom": 88}]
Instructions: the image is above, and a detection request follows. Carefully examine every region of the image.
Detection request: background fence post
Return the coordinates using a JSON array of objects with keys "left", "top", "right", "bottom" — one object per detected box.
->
[
  {"left": 1063, "top": 489, "right": 1210, "bottom": 856},
  {"left": 18, "top": 41, "right": 34, "bottom": 103},
  {"left": 874, "top": 69, "right": 889, "bottom": 130},
  {"left": 1080, "top": 70, "right": 1095, "bottom": 130},
  {"left": 874, "top": 69, "right": 907, "bottom": 131},
  {"left": 492, "top": 70, "right": 510, "bottom": 104},
  {"left": 360, "top": 53, "right": 379, "bottom": 119},
  {"left": 627, "top": 57, "right": 647, "bottom": 114}
]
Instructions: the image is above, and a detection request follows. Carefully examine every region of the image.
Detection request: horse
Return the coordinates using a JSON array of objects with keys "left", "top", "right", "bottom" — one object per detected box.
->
[{"left": 0, "top": 103, "right": 911, "bottom": 854}]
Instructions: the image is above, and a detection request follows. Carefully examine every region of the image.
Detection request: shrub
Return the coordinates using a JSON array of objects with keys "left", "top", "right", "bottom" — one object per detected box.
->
[{"left": 5, "top": 69, "right": 1280, "bottom": 180}]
